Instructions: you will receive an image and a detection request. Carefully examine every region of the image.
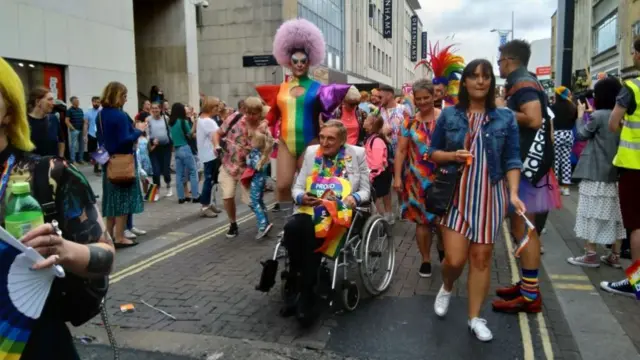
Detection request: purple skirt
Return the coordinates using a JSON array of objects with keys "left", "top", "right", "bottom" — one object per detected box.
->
[{"left": 514, "top": 171, "right": 562, "bottom": 214}]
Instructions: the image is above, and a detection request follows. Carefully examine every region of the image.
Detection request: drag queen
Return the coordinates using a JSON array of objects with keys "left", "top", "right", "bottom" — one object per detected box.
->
[
  {"left": 415, "top": 42, "right": 465, "bottom": 108},
  {"left": 256, "top": 19, "right": 349, "bottom": 211}
]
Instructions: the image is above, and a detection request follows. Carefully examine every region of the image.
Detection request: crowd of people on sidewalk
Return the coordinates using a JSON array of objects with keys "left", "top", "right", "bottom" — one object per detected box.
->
[{"left": 1, "top": 16, "right": 640, "bottom": 360}]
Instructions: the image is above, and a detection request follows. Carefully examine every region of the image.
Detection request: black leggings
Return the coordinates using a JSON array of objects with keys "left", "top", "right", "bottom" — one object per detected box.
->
[{"left": 283, "top": 214, "right": 322, "bottom": 297}]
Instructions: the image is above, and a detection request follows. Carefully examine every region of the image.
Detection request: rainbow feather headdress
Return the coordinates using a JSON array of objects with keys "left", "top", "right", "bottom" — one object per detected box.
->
[{"left": 414, "top": 42, "right": 465, "bottom": 105}]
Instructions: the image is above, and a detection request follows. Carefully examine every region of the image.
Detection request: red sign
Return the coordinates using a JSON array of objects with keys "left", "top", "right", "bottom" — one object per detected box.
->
[
  {"left": 43, "top": 66, "right": 64, "bottom": 100},
  {"left": 536, "top": 66, "right": 552, "bottom": 76}
]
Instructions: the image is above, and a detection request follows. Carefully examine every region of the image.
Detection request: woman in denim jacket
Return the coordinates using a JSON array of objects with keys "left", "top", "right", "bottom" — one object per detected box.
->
[{"left": 427, "top": 59, "right": 526, "bottom": 341}]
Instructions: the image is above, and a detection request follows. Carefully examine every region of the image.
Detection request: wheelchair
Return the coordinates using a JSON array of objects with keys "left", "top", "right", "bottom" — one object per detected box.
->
[{"left": 256, "top": 197, "right": 396, "bottom": 315}]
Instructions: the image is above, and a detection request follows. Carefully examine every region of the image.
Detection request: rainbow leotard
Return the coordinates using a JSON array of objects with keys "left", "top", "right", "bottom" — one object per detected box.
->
[{"left": 277, "top": 75, "right": 322, "bottom": 157}]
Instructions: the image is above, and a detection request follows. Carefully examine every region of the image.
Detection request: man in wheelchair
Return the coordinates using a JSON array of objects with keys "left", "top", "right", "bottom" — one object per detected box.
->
[{"left": 279, "top": 120, "right": 370, "bottom": 326}]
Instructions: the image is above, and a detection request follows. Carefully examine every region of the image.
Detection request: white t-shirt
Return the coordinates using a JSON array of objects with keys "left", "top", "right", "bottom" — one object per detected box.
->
[{"left": 197, "top": 116, "right": 219, "bottom": 163}]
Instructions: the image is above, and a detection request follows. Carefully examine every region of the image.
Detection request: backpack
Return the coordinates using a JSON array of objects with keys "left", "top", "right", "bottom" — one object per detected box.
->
[
  {"left": 367, "top": 134, "right": 393, "bottom": 170},
  {"left": 506, "top": 80, "right": 555, "bottom": 185},
  {"left": 31, "top": 156, "right": 108, "bottom": 326}
]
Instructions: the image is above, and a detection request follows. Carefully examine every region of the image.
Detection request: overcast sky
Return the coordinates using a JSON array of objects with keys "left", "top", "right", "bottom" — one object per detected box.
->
[{"left": 417, "top": 0, "right": 556, "bottom": 65}]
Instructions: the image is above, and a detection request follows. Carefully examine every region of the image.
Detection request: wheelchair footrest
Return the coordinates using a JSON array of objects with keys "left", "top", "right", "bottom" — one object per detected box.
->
[{"left": 255, "top": 260, "right": 279, "bottom": 292}]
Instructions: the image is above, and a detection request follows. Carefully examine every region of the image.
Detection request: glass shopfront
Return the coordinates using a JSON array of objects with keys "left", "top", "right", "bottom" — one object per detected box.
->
[{"left": 5, "top": 58, "right": 66, "bottom": 101}]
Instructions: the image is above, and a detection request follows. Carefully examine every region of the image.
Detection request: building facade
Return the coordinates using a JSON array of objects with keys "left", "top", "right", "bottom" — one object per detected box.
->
[
  {"left": 551, "top": 11, "right": 557, "bottom": 81},
  {"left": 590, "top": 0, "right": 620, "bottom": 78},
  {"left": 619, "top": 0, "right": 640, "bottom": 79},
  {"left": 0, "top": 0, "right": 139, "bottom": 115}
]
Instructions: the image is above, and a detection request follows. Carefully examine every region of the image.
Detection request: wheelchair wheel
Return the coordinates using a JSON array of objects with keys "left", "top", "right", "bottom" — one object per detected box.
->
[
  {"left": 339, "top": 280, "right": 359, "bottom": 312},
  {"left": 358, "top": 214, "right": 395, "bottom": 296}
]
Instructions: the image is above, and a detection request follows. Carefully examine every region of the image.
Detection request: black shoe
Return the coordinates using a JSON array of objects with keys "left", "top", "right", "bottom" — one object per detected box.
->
[
  {"left": 621, "top": 249, "right": 632, "bottom": 260},
  {"left": 178, "top": 199, "right": 186, "bottom": 204},
  {"left": 272, "top": 203, "right": 281, "bottom": 213},
  {"left": 438, "top": 250, "right": 445, "bottom": 263},
  {"left": 184, "top": 197, "right": 192, "bottom": 202},
  {"left": 192, "top": 197, "right": 200, "bottom": 203},
  {"left": 600, "top": 278, "right": 636, "bottom": 298},
  {"left": 418, "top": 262, "right": 432, "bottom": 278},
  {"left": 226, "top": 223, "right": 239, "bottom": 238}
]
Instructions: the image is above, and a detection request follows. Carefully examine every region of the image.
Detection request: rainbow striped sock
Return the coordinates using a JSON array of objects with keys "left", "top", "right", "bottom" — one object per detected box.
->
[{"left": 520, "top": 268, "right": 539, "bottom": 301}]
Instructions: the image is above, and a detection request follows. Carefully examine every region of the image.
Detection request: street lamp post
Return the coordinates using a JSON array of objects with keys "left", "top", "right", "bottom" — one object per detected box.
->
[{"left": 490, "top": 11, "right": 515, "bottom": 40}]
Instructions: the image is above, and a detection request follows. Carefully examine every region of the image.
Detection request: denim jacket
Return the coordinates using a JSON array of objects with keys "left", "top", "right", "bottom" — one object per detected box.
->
[{"left": 427, "top": 106, "right": 522, "bottom": 184}]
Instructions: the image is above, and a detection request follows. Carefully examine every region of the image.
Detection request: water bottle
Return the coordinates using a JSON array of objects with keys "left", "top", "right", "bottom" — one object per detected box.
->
[{"left": 4, "top": 182, "right": 44, "bottom": 239}]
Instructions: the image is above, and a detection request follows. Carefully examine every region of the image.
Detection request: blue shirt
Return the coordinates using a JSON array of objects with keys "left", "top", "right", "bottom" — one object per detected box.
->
[
  {"left": 427, "top": 106, "right": 522, "bottom": 184},
  {"left": 96, "top": 108, "right": 142, "bottom": 155},
  {"left": 66, "top": 106, "right": 84, "bottom": 129},
  {"left": 85, "top": 107, "right": 100, "bottom": 137}
]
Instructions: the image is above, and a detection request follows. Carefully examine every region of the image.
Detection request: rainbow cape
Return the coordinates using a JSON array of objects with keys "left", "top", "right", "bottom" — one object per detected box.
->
[
  {"left": 626, "top": 260, "right": 640, "bottom": 300},
  {"left": 299, "top": 176, "right": 353, "bottom": 259}
]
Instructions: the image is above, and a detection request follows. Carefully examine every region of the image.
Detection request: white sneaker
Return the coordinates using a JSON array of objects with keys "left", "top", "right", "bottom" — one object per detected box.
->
[
  {"left": 385, "top": 213, "right": 395, "bottom": 225},
  {"left": 468, "top": 318, "right": 493, "bottom": 342},
  {"left": 131, "top": 227, "right": 146, "bottom": 236},
  {"left": 434, "top": 285, "right": 452, "bottom": 317},
  {"left": 124, "top": 230, "right": 137, "bottom": 239},
  {"left": 561, "top": 188, "right": 570, "bottom": 196},
  {"left": 165, "top": 189, "right": 173, "bottom": 197},
  {"left": 154, "top": 194, "right": 160, "bottom": 202}
]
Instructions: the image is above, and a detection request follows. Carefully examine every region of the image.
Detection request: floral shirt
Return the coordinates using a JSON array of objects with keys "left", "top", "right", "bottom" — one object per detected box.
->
[
  {"left": 380, "top": 104, "right": 410, "bottom": 152},
  {"left": 219, "top": 113, "right": 270, "bottom": 179}
]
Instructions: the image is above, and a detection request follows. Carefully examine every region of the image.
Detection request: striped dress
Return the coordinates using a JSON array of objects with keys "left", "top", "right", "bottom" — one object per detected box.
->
[{"left": 440, "top": 112, "right": 509, "bottom": 244}]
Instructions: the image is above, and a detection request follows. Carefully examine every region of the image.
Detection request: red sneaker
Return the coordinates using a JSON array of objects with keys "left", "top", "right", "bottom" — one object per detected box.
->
[
  {"left": 492, "top": 294, "right": 542, "bottom": 313},
  {"left": 495, "top": 282, "right": 521, "bottom": 299}
]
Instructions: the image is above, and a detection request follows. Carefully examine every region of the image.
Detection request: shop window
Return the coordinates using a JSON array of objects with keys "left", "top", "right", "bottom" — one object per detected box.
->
[
  {"left": 593, "top": 13, "right": 617, "bottom": 55},
  {"left": 5, "top": 58, "right": 65, "bottom": 101}
]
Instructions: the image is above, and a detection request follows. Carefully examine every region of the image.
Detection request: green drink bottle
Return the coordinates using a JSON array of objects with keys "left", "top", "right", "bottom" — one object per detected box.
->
[{"left": 4, "top": 182, "right": 44, "bottom": 239}]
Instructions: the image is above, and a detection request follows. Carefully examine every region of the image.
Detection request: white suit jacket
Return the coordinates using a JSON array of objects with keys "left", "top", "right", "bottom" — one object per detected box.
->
[{"left": 292, "top": 145, "right": 371, "bottom": 208}]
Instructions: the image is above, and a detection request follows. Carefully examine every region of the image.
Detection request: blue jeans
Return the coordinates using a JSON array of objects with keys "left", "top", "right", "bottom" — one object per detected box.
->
[
  {"left": 200, "top": 158, "right": 220, "bottom": 207},
  {"left": 174, "top": 145, "right": 200, "bottom": 200},
  {"left": 250, "top": 173, "right": 268, "bottom": 230},
  {"left": 68, "top": 129, "right": 83, "bottom": 163}
]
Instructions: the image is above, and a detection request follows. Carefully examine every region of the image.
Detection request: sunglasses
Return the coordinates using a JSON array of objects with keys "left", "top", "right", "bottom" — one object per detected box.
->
[{"left": 291, "top": 56, "right": 308, "bottom": 65}]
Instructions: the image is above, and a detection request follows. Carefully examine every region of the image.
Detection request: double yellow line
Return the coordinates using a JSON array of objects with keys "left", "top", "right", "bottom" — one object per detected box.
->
[
  {"left": 501, "top": 222, "right": 554, "bottom": 360},
  {"left": 110, "top": 210, "right": 260, "bottom": 284}
]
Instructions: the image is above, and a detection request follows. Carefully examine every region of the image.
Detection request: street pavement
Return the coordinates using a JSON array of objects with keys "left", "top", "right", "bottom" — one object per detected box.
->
[{"left": 71, "top": 168, "right": 637, "bottom": 359}]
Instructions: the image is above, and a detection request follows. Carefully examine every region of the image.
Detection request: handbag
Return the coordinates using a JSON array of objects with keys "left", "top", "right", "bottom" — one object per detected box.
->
[
  {"left": 180, "top": 118, "right": 198, "bottom": 155},
  {"left": 98, "top": 113, "right": 136, "bottom": 185},
  {"left": 424, "top": 164, "right": 463, "bottom": 216}
]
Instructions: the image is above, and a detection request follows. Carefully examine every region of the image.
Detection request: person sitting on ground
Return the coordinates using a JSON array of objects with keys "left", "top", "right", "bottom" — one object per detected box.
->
[{"left": 281, "top": 120, "right": 370, "bottom": 327}]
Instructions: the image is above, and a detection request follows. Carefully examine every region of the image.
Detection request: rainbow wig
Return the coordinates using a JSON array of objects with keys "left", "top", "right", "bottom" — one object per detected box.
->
[
  {"left": 0, "top": 57, "right": 34, "bottom": 152},
  {"left": 273, "top": 19, "right": 326, "bottom": 68},
  {"left": 415, "top": 42, "right": 465, "bottom": 105}
]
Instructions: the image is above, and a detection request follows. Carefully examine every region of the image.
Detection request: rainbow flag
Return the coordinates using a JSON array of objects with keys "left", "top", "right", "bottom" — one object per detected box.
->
[
  {"left": 313, "top": 197, "right": 353, "bottom": 259},
  {"left": 144, "top": 182, "right": 159, "bottom": 202},
  {"left": 0, "top": 241, "right": 35, "bottom": 360},
  {"left": 626, "top": 260, "right": 640, "bottom": 300}
]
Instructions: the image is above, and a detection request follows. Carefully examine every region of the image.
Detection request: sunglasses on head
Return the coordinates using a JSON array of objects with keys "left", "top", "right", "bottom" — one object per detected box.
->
[{"left": 291, "top": 56, "right": 308, "bottom": 65}]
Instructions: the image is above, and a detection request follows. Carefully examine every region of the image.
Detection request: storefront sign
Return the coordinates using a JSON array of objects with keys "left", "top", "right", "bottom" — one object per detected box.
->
[
  {"left": 242, "top": 55, "right": 277, "bottom": 67},
  {"left": 535, "top": 66, "right": 552, "bottom": 76},
  {"left": 421, "top": 32, "right": 428, "bottom": 59},
  {"left": 410, "top": 15, "right": 418, "bottom": 62},
  {"left": 383, "top": 0, "right": 392, "bottom": 39},
  {"left": 43, "top": 66, "right": 64, "bottom": 100}
]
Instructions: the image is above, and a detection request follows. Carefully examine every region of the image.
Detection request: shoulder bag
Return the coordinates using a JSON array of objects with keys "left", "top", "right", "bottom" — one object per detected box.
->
[
  {"left": 180, "top": 118, "right": 198, "bottom": 155},
  {"left": 99, "top": 113, "right": 136, "bottom": 185}
]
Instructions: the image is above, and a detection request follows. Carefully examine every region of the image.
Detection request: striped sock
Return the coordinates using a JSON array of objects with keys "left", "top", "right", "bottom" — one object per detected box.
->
[{"left": 520, "top": 268, "right": 539, "bottom": 301}]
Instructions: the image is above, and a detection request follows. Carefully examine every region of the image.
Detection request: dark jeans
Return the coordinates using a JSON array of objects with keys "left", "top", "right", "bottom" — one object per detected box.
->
[
  {"left": 87, "top": 135, "right": 100, "bottom": 171},
  {"left": 150, "top": 144, "right": 172, "bottom": 186},
  {"left": 283, "top": 214, "right": 322, "bottom": 297},
  {"left": 127, "top": 214, "right": 133, "bottom": 230},
  {"left": 200, "top": 158, "right": 221, "bottom": 206}
]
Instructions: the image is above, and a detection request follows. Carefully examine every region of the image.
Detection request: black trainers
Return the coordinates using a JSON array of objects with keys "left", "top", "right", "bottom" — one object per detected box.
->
[
  {"left": 419, "top": 262, "right": 432, "bottom": 278},
  {"left": 272, "top": 203, "right": 281, "bottom": 212},
  {"left": 600, "top": 278, "right": 635, "bottom": 298},
  {"left": 226, "top": 223, "right": 239, "bottom": 238}
]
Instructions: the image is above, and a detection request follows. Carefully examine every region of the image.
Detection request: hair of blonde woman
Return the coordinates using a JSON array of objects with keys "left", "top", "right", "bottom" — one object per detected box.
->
[
  {"left": 244, "top": 96, "right": 263, "bottom": 113},
  {"left": 344, "top": 86, "right": 361, "bottom": 103},
  {"left": 101, "top": 81, "right": 128, "bottom": 108},
  {"left": 321, "top": 119, "right": 347, "bottom": 144},
  {"left": 0, "top": 57, "right": 34, "bottom": 152},
  {"left": 201, "top": 96, "right": 220, "bottom": 114},
  {"left": 262, "top": 105, "right": 271, "bottom": 118}
]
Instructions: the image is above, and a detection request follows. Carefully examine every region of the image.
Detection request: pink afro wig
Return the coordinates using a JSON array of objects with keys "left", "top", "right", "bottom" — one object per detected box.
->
[{"left": 273, "top": 18, "right": 326, "bottom": 68}]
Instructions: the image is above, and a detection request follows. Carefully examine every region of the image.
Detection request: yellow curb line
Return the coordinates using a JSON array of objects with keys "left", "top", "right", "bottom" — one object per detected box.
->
[
  {"left": 549, "top": 274, "right": 589, "bottom": 281},
  {"left": 109, "top": 204, "right": 274, "bottom": 283}
]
